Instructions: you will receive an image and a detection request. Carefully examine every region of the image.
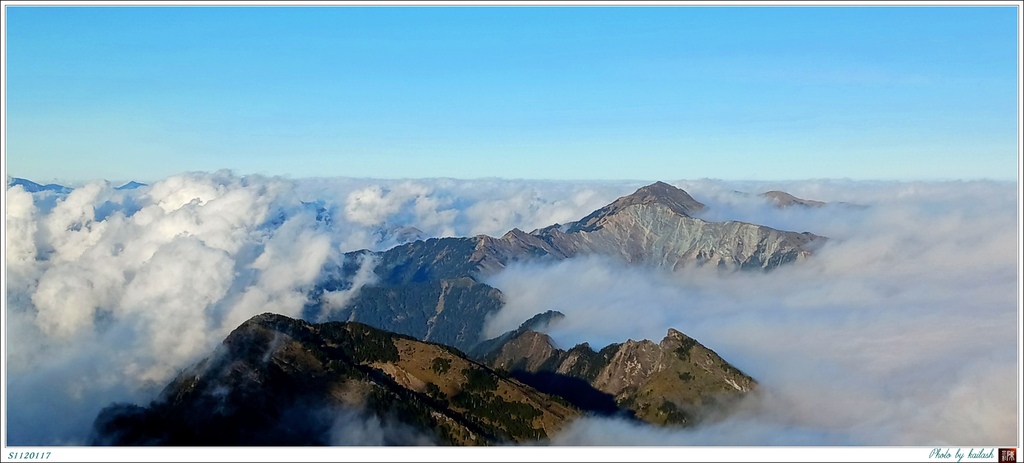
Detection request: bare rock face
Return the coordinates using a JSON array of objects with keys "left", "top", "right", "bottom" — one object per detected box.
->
[
  {"left": 378, "top": 181, "right": 825, "bottom": 279},
  {"left": 474, "top": 181, "right": 825, "bottom": 273},
  {"left": 567, "top": 181, "right": 706, "bottom": 233},
  {"left": 488, "top": 330, "right": 564, "bottom": 372},
  {"left": 591, "top": 338, "right": 662, "bottom": 397},
  {"left": 535, "top": 200, "right": 822, "bottom": 271}
]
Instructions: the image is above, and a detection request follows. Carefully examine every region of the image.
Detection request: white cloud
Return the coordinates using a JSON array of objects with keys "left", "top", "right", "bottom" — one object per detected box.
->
[
  {"left": 5, "top": 171, "right": 342, "bottom": 443},
  {"left": 5, "top": 185, "right": 38, "bottom": 267},
  {"left": 460, "top": 181, "right": 634, "bottom": 237},
  {"left": 345, "top": 184, "right": 406, "bottom": 226},
  {"left": 321, "top": 252, "right": 379, "bottom": 322},
  {"left": 117, "top": 236, "right": 235, "bottom": 383},
  {"left": 31, "top": 261, "right": 120, "bottom": 338},
  {"left": 327, "top": 178, "right": 641, "bottom": 246},
  {"left": 39, "top": 181, "right": 111, "bottom": 262},
  {"left": 327, "top": 408, "right": 437, "bottom": 445},
  {"left": 5, "top": 185, "right": 43, "bottom": 314}
]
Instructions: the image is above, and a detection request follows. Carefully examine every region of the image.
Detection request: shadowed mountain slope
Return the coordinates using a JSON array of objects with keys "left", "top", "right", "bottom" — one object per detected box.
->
[{"left": 92, "top": 313, "right": 579, "bottom": 445}]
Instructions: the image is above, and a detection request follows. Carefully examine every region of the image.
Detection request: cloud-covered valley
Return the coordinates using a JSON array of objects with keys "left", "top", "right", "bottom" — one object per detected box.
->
[{"left": 3, "top": 172, "right": 1018, "bottom": 447}]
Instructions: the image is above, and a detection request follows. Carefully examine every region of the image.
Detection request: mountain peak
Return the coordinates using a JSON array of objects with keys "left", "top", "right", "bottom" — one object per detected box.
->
[
  {"left": 8, "top": 177, "right": 73, "bottom": 194},
  {"left": 115, "top": 181, "right": 148, "bottom": 190},
  {"left": 761, "top": 190, "right": 825, "bottom": 208},
  {"left": 625, "top": 182, "right": 706, "bottom": 215},
  {"left": 476, "top": 322, "right": 757, "bottom": 426},
  {"left": 95, "top": 312, "right": 579, "bottom": 445},
  {"left": 566, "top": 182, "right": 705, "bottom": 233},
  {"left": 636, "top": 181, "right": 687, "bottom": 196}
]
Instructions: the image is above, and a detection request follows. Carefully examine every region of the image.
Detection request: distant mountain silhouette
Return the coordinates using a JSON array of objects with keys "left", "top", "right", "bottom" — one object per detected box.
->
[
  {"left": 7, "top": 177, "right": 72, "bottom": 194},
  {"left": 761, "top": 190, "right": 826, "bottom": 208},
  {"left": 115, "top": 181, "right": 148, "bottom": 190},
  {"left": 759, "top": 189, "right": 868, "bottom": 210}
]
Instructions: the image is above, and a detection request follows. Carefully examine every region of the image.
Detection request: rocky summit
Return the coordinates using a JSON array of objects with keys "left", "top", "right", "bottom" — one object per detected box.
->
[
  {"left": 477, "top": 180, "right": 825, "bottom": 273},
  {"left": 476, "top": 321, "right": 756, "bottom": 426}
]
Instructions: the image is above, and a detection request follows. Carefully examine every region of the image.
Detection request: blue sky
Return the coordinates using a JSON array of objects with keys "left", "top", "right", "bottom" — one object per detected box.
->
[{"left": 3, "top": 5, "right": 1020, "bottom": 184}]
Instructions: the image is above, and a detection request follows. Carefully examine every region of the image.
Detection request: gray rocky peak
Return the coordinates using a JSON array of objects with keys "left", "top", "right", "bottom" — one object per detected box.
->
[
  {"left": 568, "top": 181, "right": 705, "bottom": 233},
  {"left": 477, "top": 324, "right": 757, "bottom": 427},
  {"left": 761, "top": 190, "right": 826, "bottom": 208}
]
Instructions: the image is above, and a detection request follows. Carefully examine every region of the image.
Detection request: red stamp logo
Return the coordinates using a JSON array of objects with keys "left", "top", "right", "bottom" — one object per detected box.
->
[{"left": 999, "top": 448, "right": 1017, "bottom": 463}]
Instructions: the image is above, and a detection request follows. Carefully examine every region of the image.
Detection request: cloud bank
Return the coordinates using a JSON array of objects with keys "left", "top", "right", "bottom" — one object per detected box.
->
[{"left": 3, "top": 173, "right": 1018, "bottom": 447}]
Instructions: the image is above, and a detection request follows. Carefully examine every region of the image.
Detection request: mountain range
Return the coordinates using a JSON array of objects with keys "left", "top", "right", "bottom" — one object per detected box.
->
[
  {"left": 6, "top": 177, "right": 147, "bottom": 193},
  {"left": 92, "top": 312, "right": 755, "bottom": 445},
  {"left": 93, "top": 313, "right": 579, "bottom": 445},
  {"left": 316, "top": 181, "right": 826, "bottom": 352},
  {"left": 7, "top": 177, "right": 74, "bottom": 194}
]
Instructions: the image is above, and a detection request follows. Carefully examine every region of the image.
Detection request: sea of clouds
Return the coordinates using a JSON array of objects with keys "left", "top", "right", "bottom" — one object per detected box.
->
[{"left": 2, "top": 171, "right": 1019, "bottom": 448}]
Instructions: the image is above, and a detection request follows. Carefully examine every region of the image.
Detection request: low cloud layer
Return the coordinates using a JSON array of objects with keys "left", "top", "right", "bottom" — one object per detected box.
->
[{"left": 3, "top": 173, "right": 1018, "bottom": 447}]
